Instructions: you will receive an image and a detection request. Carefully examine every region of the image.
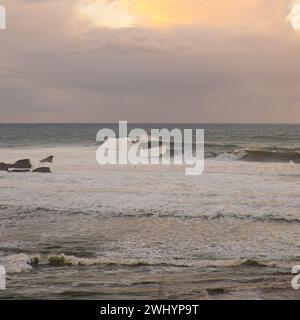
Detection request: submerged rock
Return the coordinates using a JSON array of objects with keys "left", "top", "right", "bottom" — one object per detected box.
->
[
  {"left": 30, "top": 256, "right": 40, "bottom": 267},
  {"left": 48, "top": 256, "right": 71, "bottom": 266},
  {"left": 206, "top": 288, "right": 226, "bottom": 295},
  {"left": 13, "top": 159, "right": 32, "bottom": 169},
  {"left": 32, "top": 167, "right": 51, "bottom": 173},
  {"left": 40, "top": 156, "right": 54, "bottom": 163},
  {"left": 240, "top": 259, "right": 267, "bottom": 267}
]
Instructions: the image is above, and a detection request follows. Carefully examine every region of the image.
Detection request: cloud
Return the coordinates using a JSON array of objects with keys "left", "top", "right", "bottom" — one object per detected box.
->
[
  {"left": 287, "top": 0, "right": 300, "bottom": 30},
  {"left": 0, "top": 0, "right": 300, "bottom": 122}
]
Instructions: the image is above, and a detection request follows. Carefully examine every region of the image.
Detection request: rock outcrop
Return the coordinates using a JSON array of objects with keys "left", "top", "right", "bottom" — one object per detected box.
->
[
  {"left": 0, "top": 162, "right": 8, "bottom": 171},
  {"left": 32, "top": 167, "right": 51, "bottom": 173},
  {"left": 1, "top": 158, "right": 53, "bottom": 174},
  {"left": 40, "top": 156, "right": 54, "bottom": 163},
  {"left": 13, "top": 159, "right": 32, "bottom": 169},
  {"left": 0, "top": 162, "right": 14, "bottom": 171}
]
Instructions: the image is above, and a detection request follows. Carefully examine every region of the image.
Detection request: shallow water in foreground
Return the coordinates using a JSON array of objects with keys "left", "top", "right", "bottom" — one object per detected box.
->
[{"left": 1, "top": 263, "right": 299, "bottom": 300}]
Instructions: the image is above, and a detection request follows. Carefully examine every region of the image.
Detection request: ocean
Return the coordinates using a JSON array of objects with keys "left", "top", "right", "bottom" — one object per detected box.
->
[{"left": 0, "top": 123, "right": 300, "bottom": 299}]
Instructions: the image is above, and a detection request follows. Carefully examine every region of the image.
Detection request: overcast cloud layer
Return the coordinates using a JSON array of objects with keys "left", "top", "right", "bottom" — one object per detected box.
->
[{"left": 0, "top": 0, "right": 300, "bottom": 123}]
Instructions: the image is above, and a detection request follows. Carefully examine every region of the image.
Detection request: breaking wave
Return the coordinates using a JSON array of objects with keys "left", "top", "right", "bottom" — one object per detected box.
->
[
  {"left": 1, "top": 204, "right": 300, "bottom": 224},
  {"left": 0, "top": 254, "right": 40, "bottom": 273},
  {"left": 0, "top": 253, "right": 280, "bottom": 274},
  {"left": 213, "top": 149, "right": 300, "bottom": 163},
  {"left": 237, "top": 149, "right": 300, "bottom": 163},
  {"left": 0, "top": 204, "right": 300, "bottom": 225}
]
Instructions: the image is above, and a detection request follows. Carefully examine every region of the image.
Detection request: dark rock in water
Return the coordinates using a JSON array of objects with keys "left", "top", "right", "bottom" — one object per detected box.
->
[
  {"left": 13, "top": 159, "right": 32, "bottom": 169},
  {"left": 48, "top": 256, "right": 70, "bottom": 266},
  {"left": 32, "top": 167, "right": 51, "bottom": 173},
  {"left": 9, "top": 169, "right": 31, "bottom": 173},
  {"left": 30, "top": 257, "right": 40, "bottom": 267},
  {"left": 0, "top": 163, "right": 14, "bottom": 171},
  {"left": 206, "top": 288, "right": 226, "bottom": 295},
  {"left": 240, "top": 259, "right": 267, "bottom": 267},
  {"left": 0, "top": 162, "right": 8, "bottom": 171},
  {"left": 40, "top": 155, "right": 54, "bottom": 163}
]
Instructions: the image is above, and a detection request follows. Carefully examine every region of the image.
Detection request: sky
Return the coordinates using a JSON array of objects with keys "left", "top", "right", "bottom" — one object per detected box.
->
[{"left": 0, "top": 0, "right": 300, "bottom": 123}]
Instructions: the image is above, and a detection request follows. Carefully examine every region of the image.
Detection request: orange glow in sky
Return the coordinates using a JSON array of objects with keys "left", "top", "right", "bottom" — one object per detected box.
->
[{"left": 77, "top": 0, "right": 283, "bottom": 30}]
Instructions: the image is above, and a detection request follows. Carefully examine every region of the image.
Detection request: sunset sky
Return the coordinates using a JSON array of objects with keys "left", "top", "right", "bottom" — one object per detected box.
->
[{"left": 0, "top": 0, "right": 300, "bottom": 122}]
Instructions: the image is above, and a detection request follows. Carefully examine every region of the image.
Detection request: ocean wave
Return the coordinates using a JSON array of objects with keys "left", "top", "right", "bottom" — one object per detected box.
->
[
  {"left": 1, "top": 204, "right": 300, "bottom": 225},
  {"left": 47, "top": 254, "right": 189, "bottom": 268},
  {"left": 213, "top": 149, "right": 300, "bottom": 163},
  {"left": 102, "top": 210, "right": 300, "bottom": 225},
  {"left": 0, "top": 254, "right": 40, "bottom": 273},
  {"left": 237, "top": 149, "right": 300, "bottom": 163},
  {"left": 49, "top": 254, "right": 277, "bottom": 269},
  {"left": 198, "top": 213, "right": 300, "bottom": 224},
  {"left": 115, "top": 140, "right": 300, "bottom": 163},
  {"left": 0, "top": 252, "right": 282, "bottom": 275}
]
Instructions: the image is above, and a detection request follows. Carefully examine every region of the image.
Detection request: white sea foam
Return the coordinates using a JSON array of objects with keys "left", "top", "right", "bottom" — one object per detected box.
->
[
  {"left": 0, "top": 145, "right": 300, "bottom": 274},
  {"left": 44, "top": 253, "right": 281, "bottom": 269},
  {"left": 0, "top": 254, "right": 40, "bottom": 273}
]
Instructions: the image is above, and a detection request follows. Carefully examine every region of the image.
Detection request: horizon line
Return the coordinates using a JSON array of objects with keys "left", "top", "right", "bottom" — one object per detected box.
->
[{"left": 0, "top": 122, "right": 300, "bottom": 125}]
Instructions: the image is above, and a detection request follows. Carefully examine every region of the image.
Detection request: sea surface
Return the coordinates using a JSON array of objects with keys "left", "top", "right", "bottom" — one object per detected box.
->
[{"left": 0, "top": 123, "right": 300, "bottom": 300}]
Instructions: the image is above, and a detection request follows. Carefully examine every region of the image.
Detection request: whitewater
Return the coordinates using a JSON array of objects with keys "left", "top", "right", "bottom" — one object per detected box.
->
[{"left": 0, "top": 124, "right": 300, "bottom": 299}]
